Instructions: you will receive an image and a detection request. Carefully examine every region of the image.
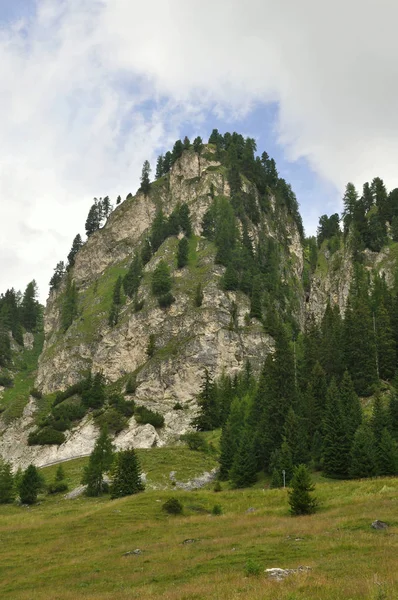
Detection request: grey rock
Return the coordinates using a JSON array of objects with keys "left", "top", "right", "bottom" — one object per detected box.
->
[
  {"left": 265, "top": 566, "right": 311, "bottom": 581},
  {"left": 182, "top": 539, "right": 197, "bottom": 545},
  {"left": 371, "top": 520, "right": 388, "bottom": 530},
  {"left": 123, "top": 549, "right": 143, "bottom": 556},
  {"left": 246, "top": 507, "right": 256, "bottom": 513}
]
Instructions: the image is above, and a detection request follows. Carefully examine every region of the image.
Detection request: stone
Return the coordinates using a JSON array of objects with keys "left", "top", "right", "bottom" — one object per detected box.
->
[
  {"left": 123, "top": 549, "right": 142, "bottom": 556},
  {"left": 182, "top": 539, "right": 197, "bottom": 545},
  {"left": 246, "top": 507, "right": 256, "bottom": 513},
  {"left": 265, "top": 566, "right": 311, "bottom": 581},
  {"left": 371, "top": 520, "right": 388, "bottom": 530}
]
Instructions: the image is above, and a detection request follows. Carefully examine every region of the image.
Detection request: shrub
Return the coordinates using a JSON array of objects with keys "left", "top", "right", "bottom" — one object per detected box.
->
[
  {"left": 135, "top": 406, "right": 165, "bottom": 428},
  {"left": 162, "top": 497, "right": 183, "bottom": 515},
  {"left": 19, "top": 465, "right": 44, "bottom": 505},
  {"left": 244, "top": 559, "right": 261, "bottom": 577},
  {"left": 29, "top": 388, "right": 42, "bottom": 399},
  {"left": 47, "top": 481, "right": 68, "bottom": 494},
  {"left": 158, "top": 292, "right": 175, "bottom": 308},
  {"left": 96, "top": 408, "right": 127, "bottom": 433},
  {"left": 109, "top": 392, "right": 135, "bottom": 416},
  {"left": 213, "top": 481, "right": 222, "bottom": 492},
  {"left": 212, "top": 504, "right": 223, "bottom": 515},
  {"left": 173, "top": 402, "right": 184, "bottom": 410},
  {"left": 28, "top": 427, "right": 66, "bottom": 446},
  {"left": 180, "top": 431, "right": 209, "bottom": 452},
  {"left": 53, "top": 379, "right": 88, "bottom": 406},
  {"left": 125, "top": 375, "right": 137, "bottom": 395},
  {"left": 134, "top": 297, "right": 145, "bottom": 312},
  {"left": 0, "top": 375, "right": 13, "bottom": 388}
]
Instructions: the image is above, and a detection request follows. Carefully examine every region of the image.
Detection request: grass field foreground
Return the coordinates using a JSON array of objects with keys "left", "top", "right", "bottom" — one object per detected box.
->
[{"left": 0, "top": 469, "right": 397, "bottom": 599}]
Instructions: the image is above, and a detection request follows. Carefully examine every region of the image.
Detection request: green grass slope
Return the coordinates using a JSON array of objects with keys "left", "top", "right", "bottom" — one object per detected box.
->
[{"left": 0, "top": 461, "right": 396, "bottom": 599}]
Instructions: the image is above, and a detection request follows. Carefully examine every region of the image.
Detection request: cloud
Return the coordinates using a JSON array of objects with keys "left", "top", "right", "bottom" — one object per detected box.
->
[{"left": 1, "top": 0, "right": 398, "bottom": 300}]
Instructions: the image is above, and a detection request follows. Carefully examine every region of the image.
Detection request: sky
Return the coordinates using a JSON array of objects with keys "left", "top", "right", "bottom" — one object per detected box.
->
[{"left": 1, "top": 0, "right": 398, "bottom": 303}]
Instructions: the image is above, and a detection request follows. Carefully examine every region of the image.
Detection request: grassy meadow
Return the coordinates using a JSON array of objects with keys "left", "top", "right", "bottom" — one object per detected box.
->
[{"left": 0, "top": 449, "right": 397, "bottom": 599}]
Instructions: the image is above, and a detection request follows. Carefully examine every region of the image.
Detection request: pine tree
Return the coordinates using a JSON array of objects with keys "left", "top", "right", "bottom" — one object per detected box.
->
[
  {"left": 194, "top": 282, "right": 204, "bottom": 307},
  {"left": 193, "top": 136, "right": 203, "bottom": 154},
  {"left": 19, "top": 465, "right": 43, "bottom": 505},
  {"left": 116, "top": 195, "right": 121, "bottom": 205},
  {"left": 342, "top": 182, "right": 359, "bottom": 233},
  {"left": 151, "top": 260, "right": 172, "bottom": 296},
  {"left": 110, "top": 448, "right": 144, "bottom": 498},
  {"left": 192, "top": 369, "right": 219, "bottom": 431},
  {"left": 183, "top": 136, "right": 190, "bottom": 150},
  {"left": 219, "top": 396, "right": 247, "bottom": 479},
  {"left": 102, "top": 196, "right": 112, "bottom": 219},
  {"left": 123, "top": 255, "right": 143, "bottom": 298},
  {"left": 322, "top": 379, "right": 351, "bottom": 478},
  {"left": 171, "top": 140, "right": 184, "bottom": 164},
  {"left": 163, "top": 151, "right": 172, "bottom": 173},
  {"left": 82, "top": 427, "right": 114, "bottom": 496},
  {"left": 82, "top": 372, "right": 106, "bottom": 409},
  {"left": 283, "top": 408, "right": 309, "bottom": 467},
  {"left": 55, "top": 465, "right": 65, "bottom": 482},
  {"left": 61, "top": 277, "right": 78, "bottom": 332},
  {"left": 222, "top": 264, "right": 239, "bottom": 290},
  {"left": 0, "top": 460, "right": 15, "bottom": 504},
  {"left": 389, "top": 391, "right": 398, "bottom": 441},
  {"left": 67, "top": 234, "right": 83, "bottom": 268},
  {"left": 288, "top": 464, "right": 318, "bottom": 515},
  {"left": 249, "top": 276, "right": 262, "bottom": 320},
  {"left": 112, "top": 276, "right": 123, "bottom": 306},
  {"left": 146, "top": 334, "right": 156, "bottom": 357},
  {"left": 140, "top": 160, "right": 151, "bottom": 195},
  {"left": 371, "top": 395, "right": 387, "bottom": 445},
  {"left": 21, "top": 281, "right": 40, "bottom": 332},
  {"left": 155, "top": 155, "right": 164, "bottom": 179},
  {"left": 177, "top": 237, "right": 189, "bottom": 269},
  {"left": 49, "top": 261, "right": 65, "bottom": 291},
  {"left": 150, "top": 209, "right": 167, "bottom": 251},
  {"left": 339, "top": 370, "right": 362, "bottom": 441},
  {"left": 229, "top": 426, "right": 257, "bottom": 488},
  {"left": 85, "top": 200, "right": 102, "bottom": 237},
  {"left": 179, "top": 203, "right": 192, "bottom": 237},
  {"left": 349, "top": 425, "right": 377, "bottom": 478},
  {"left": 376, "top": 428, "right": 398, "bottom": 476},
  {"left": 375, "top": 303, "right": 396, "bottom": 380}
]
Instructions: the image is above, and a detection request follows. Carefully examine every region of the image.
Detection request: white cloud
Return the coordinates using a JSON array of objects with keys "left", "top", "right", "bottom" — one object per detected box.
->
[{"left": 2, "top": 0, "right": 398, "bottom": 300}]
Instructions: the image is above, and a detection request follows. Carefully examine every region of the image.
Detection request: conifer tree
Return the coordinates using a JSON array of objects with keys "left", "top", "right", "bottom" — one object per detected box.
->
[
  {"left": 116, "top": 195, "right": 121, "bottom": 205},
  {"left": 349, "top": 424, "right": 377, "bottom": 478},
  {"left": 110, "top": 448, "right": 144, "bottom": 498},
  {"left": 194, "top": 282, "right": 204, "bottom": 307},
  {"left": 171, "top": 140, "right": 184, "bottom": 164},
  {"left": 283, "top": 408, "right": 309, "bottom": 467},
  {"left": 163, "top": 151, "right": 172, "bottom": 173},
  {"left": 82, "top": 427, "right": 114, "bottom": 496},
  {"left": 222, "top": 264, "right": 239, "bottom": 290},
  {"left": 193, "top": 136, "right": 203, "bottom": 154},
  {"left": 371, "top": 395, "right": 388, "bottom": 445},
  {"left": 146, "top": 334, "right": 156, "bottom": 357},
  {"left": 376, "top": 428, "right": 398, "bottom": 476},
  {"left": 112, "top": 276, "right": 123, "bottom": 306},
  {"left": 150, "top": 209, "right": 167, "bottom": 251},
  {"left": 49, "top": 262, "right": 66, "bottom": 291},
  {"left": 85, "top": 200, "right": 103, "bottom": 237},
  {"left": 229, "top": 426, "right": 257, "bottom": 488},
  {"left": 21, "top": 281, "right": 40, "bottom": 332},
  {"left": 67, "top": 234, "right": 83, "bottom": 268},
  {"left": 177, "top": 237, "right": 189, "bottom": 269},
  {"left": 19, "top": 465, "right": 43, "bottom": 504},
  {"left": 183, "top": 136, "right": 190, "bottom": 150},
  {"left": 250, "top": 276, "right": 262, "bottom": 320},
  {"left": 61, "top": 277, "right": 78, "bottom": 332},
  {"left": 140, "top": 160, "right": 151, "bottom": 195},
  {"left": 179, "top": 203, "right": 192, "bottom": 237},
  {"left": 339, "top": 370, "right": 362, "bottom": 441},
  {"left": 123, "top": 254, "right": 143, "bottom": 298},
  {"left": 141, "top": 239, "right": 152, "bottom": 265},
  {"left": 219, "top": 396, "right": 247, "bottom": 480},
  {"left": 155, "top": 155, "right": 164, "bottom": 179},
  {"left": 0, "top": 460, "right": 15, "bottom": 504},
  {"left": 288, "top": 464, "right": 318, "bottom": 515},
  {"left": 375, "top": 303, "right": 396, "bottom": 380},
  {"left": 342, "top": 182, "right": 359, "bottom": 233},
  {"left": 192, "top": 369, "right": 219, "bottom": 431},
  {"left": 322, "top": 379, "right": 351, "bottom": 478},
  {"left": 151, "top": 260, "right": 172, "bottom": 296},
  {"left": 389, "top": 391, "right": 398, "bottom": 441}
]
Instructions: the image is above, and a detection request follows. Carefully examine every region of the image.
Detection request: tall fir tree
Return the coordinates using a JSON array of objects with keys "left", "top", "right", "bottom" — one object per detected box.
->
[
  {"left": 229, "top": 426, "right": 257, "bottom": 488},
  {"left": 82, "top": 426, "right": 114, "bottom": 496},
  {"left": 19, "top": 465, "right": 43, "bottom": 505},
  {"left": 322, "top": 379, "right": 351, "bottom": 478},
  {"left": 110, "top": 448, "right": 144, "bottom": 498},
  {"left": 67, "top": 234, "right": 83, "bottom": 268},
  {"left": 140, "top": 160, "right": 151, "bottom": 195},
  {"left": 349, "top": 424, "right": 377, "bottom": 479},
  {"left": 0, "top": 460, "right": 15, "bottom": 504}
]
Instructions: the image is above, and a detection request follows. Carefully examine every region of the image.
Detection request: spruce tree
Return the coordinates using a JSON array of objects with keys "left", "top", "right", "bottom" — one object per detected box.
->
[
  {"left": 288, "top": 464, "right": 318, "bottom": 515},
  {"left": 150, "top": 209, "right": 167, "bottom": 251},
  {"left": 61, "top": 277, "right": 78, "bottom": 332},
  {"left": 0, "top": 460, "right": 15, "bottom": 504},
  {"left": 192, "top": 369, "right": 219, "bottom": 431},
  {"left": 146, "top": 334, "right": 156, "bottom": 357},
  {"left": 171, "top": 140, "right": 184, "bottom": 164},
  {"left": 229, "top": 426, "right": 257, "bottom": 488},
  {"left": 140, "top": 160, "right": 151, "bottom": 195},
  {"left": 177, "top": 237, "right": 189, "bottom": 269},
  {"left": 82, "top": 426, "right": 114, "bottom": 496},
  {"left": 19, "top": 465, "right": 43, "bottom": 504},
  {"left": 110, "top": 448, "right": 144, "bottom": 498},
  {"left": 21, "top": 281, "right": 40, "bottom": 332},
  {"left": 193, "top": 136, "right": 203, "bottom": 154},
  {"left": 151, "top": 260, "right": 172, "bottom": 296},
  {"left": 179, "top": 203, "right": 192, "bottom": 237},
  {"left": 219, "top": 396, "right": 246, "bottom": 480},
  {"left": 322, "top": 379, "right": 350, "bottom": 478},
  {"left": 123, "top": 254, "right": 143, "bottom": 298},
  {"left": 349, "top": 425, "right": 377, "bottom": 478},
  {"left": 112, "top": 276, "right": 123, "bottom": 306},
  {"left": 283, "top": 408, "right": 309, "bottom": 467},
  {"left": 376, "top": 428, "right": 398, "bottom": 476},
  {"left": 155, "top": 155, "right": 164, "bottom": 179},
  {"left": 49, "top": 262, "right": 65, "bottom": 291},
  {"left": 375, "top": 303, "right": 396, "bottom": 380},
  {"left": 85, "top": 200, "right": 102, "bottom": 237},
  {"left": 389, "top": 391, "right": 398, "bottom": 441},
  {"left": 339, "top": 370, "right": 362, "bottom": 441},
  {"left": 250, "top": 276, "right": 262, "bottom": 320},
  {"left": 67, "top": 234, "right": 83, "bottom": 268}
]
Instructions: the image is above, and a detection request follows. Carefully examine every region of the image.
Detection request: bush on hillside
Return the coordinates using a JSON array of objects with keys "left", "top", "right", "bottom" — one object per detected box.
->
[
  {"left": 135, "top": 406, "right": 165, "bottom": 428},
  {"left": 28, "top": 427, "right": 66, "bottom": 446},
  {"left": 162, "top": 497, "right": 183, "bottom": 515}
]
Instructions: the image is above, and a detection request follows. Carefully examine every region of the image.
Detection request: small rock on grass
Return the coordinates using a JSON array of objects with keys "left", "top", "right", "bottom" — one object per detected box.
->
[
  {"left": 371, "top": 520, "right": 388, "bottom": 530},
  {"left": 265, "top": 566, "right": 311, "bottom": 581},
  {"left": 123, "top": 549, "right": 143, "bottom": 556}
]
